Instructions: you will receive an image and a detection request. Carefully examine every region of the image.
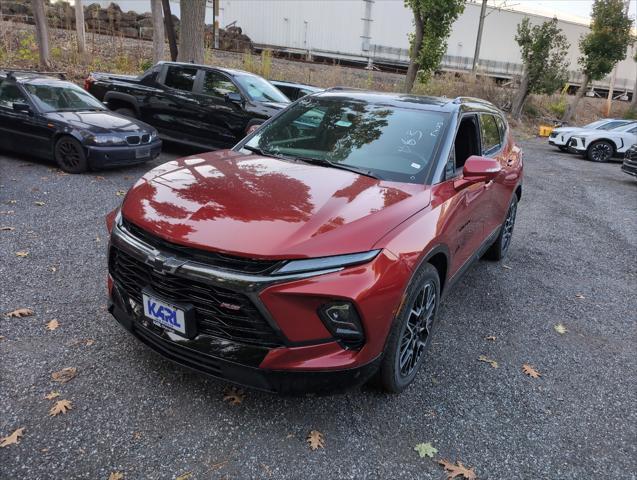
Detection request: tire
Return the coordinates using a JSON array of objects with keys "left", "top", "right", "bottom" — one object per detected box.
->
[
  {"left": 54, "top": 136, "right": 88, "bottom": 174},
  {"left": 587, "top": 140, "right": 614, "bottom": 163},
  {"left": 484, "top": 195, "right": 518, "bottom": 261},
  {"left": 375, "top": 263, "right": 441, "bottom": 393},
  {"left": 114, "top": 107, "right": 137, "bottom": 118}
]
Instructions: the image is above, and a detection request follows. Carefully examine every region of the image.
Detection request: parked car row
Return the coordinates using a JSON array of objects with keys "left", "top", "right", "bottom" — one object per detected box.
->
[
  {"left": 2, "top": 63, "right": 525, "bottom": 394},
  {"left": 548, "top": 118, "right": 637, "bottom": 163}
]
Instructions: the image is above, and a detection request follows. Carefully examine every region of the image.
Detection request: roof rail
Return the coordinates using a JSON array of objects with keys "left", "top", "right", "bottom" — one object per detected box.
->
[
  {"left": 0, "top": 69, "right": 66, "bottom": 80},
  {"left": 452, "top": 96, "right": 492, "bottom": 105}
]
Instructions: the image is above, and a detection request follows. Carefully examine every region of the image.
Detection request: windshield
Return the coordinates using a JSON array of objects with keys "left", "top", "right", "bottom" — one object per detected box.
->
[
  {"left": 240, "top": 96, "right": 449, "bottom": 183},
  {"left": 24, "top": 82, "right": 105, "bottom": 112},
  {"left": 234, "top": 75, "right": 290, "bottom": 103},
  {"left": 598, "top": 120, "right": 632, "bottom": 131},
  {"left": 583, "top": 120, "right": 607, "bottom": 129}
]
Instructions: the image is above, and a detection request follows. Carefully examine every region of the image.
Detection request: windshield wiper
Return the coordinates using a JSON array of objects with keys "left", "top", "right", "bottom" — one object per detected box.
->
[
  {"left": 295, "top": 156, "right": 379, "bottom": 180},
  {"left": 241, "top": 145, "right": 282, "bottom": 159}
]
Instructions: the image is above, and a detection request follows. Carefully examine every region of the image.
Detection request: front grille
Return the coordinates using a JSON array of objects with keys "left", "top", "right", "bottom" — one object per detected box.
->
[
  {"left": 625, "top": 146, "right": 637, "bottom": 162},
  {"left": 122, "top": 218, "right": 283, "bottom": 275},
  {"left": 126, "top": 135, "right": 140, "bottom": 145},
  {"left": 109, "top": 246, "right": 285, "bottom": 347}
]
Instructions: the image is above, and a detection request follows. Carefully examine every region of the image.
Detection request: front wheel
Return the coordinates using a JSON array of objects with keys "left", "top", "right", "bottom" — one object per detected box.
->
[
  {"left": 375, "top": 263, "right": 440, "bottom": 393},
  {"left": 484, "top": 195, "right": 518, "bottom": 261},
  {"left": 54, "top": 136, "right": 88, "bottom": 173},
  {"left": 587, "top": 140, "right": 613, "bottom": 163}
]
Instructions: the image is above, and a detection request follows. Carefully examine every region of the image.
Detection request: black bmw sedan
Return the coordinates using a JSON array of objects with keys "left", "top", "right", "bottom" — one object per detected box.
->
[{"left": 0, "top": 71, "right": 161, "bottom": 173}]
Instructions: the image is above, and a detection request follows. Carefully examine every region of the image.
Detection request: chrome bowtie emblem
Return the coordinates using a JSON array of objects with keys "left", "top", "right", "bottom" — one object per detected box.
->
[{"left": 146, "top": 253, "right": 184, "bottom": 274}]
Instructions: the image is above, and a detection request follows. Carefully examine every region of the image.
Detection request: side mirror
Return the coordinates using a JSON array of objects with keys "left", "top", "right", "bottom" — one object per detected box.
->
[
  {"left": 462, "top": 155, "right": 501, "bottom": 182},
  {"left": 13, "top": 103, "right": 31, "bottom": 114},
  {"left": 225, "top": 92, "right": 243, "bottom": 105}
]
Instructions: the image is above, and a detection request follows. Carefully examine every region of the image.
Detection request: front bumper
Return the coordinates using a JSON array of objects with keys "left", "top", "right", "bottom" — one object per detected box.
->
[
  {"left": 106, "top": 217, "right": 407, "bottom": 393},
  {"left": 621, "top": 161, "right": 637, "bottom": 177},
  {"left": 108, "top": 288, "right": 381, "bottom": 394},
  {"left": 567, "top": 138, "right": 586, "bottom": 154},
  {"left": 87, "top": 140, "right": 162, "bottom": 168}
]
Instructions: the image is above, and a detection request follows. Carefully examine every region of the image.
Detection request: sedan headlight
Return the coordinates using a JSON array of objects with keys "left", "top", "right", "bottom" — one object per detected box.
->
[
  {"left": 150, "top": 130, "right": 158, "bottom": 141},
  {"left": 88, "top": 134, "right": 127, "bottom": 146},
  {"left": 273, "top": 250, "right": 381, "bottom": 275}
]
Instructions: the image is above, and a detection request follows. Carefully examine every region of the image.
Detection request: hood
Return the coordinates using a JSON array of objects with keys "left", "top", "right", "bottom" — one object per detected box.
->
[
  {"left": 260, "top": 101, "right": 288, "bottom": 110},
  {"left": 552, "top": 127, "right": 584, "bottom": 134},
  {"left": 121, "top": 150, "right": 430, "bottom": 258},
  {"left": 46, "top": 111, "right": 151, "bottom": 134}
]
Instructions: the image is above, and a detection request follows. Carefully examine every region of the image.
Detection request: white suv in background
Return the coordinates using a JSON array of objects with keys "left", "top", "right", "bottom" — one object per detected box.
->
[
  {"left": 567, "top": 122, "right": 637, "bottom": 162},
  {"left": 548, "top": 119, "right": 633, "bottom": 152}
]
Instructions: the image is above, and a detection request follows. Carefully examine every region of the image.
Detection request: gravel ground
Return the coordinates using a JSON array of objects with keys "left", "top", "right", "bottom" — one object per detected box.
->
[{"left": 1, "top": 137, "right": 636, "bottom": 480}]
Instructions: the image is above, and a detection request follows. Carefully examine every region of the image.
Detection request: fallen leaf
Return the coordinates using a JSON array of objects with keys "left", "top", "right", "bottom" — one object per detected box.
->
[
  {"left": 49, "top": 399, "right": 72, "bottom": 416},
  {"left": 85, "top": 339, "right": 95, "bottom": 346},
  {"left": 575, "top": 293, "right": 585, "bottom": 299},
  {"left": 306, "top": 430, "right": 325, "bottom": 450},
  {"left": 223, "top": 386, "right": 245, "bottom": 405},
  {"left": 522, "top": 364, "right": 541, "bottom": 378},
  {"left": 0, "top": 427, "right": 24, "bottom": 448},
  {"left": 478, "top": 355, "right": 498, "bottom": 368},
  {"left": 44, "top": 391, "right": 60, "bottom": 400},
  {"left": 49, "top": 265, "right": 57, "bottom": 272},
  {"left": 46, "top": 319, "right": 60, "bottom": 331},
  {"left": 0, "top": 336, "right": 4, "bottom": 340},
  {"left": 51, "top": 367, "right": 77, "bottom": 383},
  {"left": 176, "top": 472, "right": 193, "bottom": 480},
  {"left": 7, "top": 200, "right": 16, "bottom": 204},
  {"left": 34, "top": 201, "right": 46, "bottom": 206},
  {"left": 438, "top": 459, "right": 476, "bottom": 479},
  {"left": 485, "top": 335, "right": 497, "bottom": 341},
  {"left": 94, "top": 175, "right": 106, "bottom": 181},
  {"left": 123, "top": 175, "right": 132, "bottom": 180},
  {"left": 15, "top": 251, "right": 29, "bottom": 258},
  {"left": 108, "top": 473, "right": 124, "bottom": 480},
  {"left": 6, "top": 308, "right": 34, "bottom": 318},
  {"left": 0, "top": 226, "right": 14, "bottom": 231},
  {"left": 132, "top": 431, "right": 142, "bottom": 440},
  {"left": 115, "top": 190, "right": 126, "bottom": 197},
  {"left": 1, "top": 210, "right": 15, "bottom": 214},
  {"left": 554, "top": 323, "right": 568, "bottom": 335},
  {"left": 414, "top": 442, "right": 438, "bottom": 458}
]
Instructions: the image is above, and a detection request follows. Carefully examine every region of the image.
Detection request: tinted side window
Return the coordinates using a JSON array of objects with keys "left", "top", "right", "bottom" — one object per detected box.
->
[
  {"left": 164, "top": 66, "right": 197, "bottom": 91},
  {"left": 628, "top": 126, "right": 637, "bottom": 134},
  {"left": 203, "top": 71, "right": 239, "bottom": 98},
  {"left": 495, "top": 115, "right": 507, "bottom": 145},
  {"left": 480, "top": 114, "right": 501, "bottom": 155},
  {"left": 0, "top": 82, "right": 27, "bottom": 109}
]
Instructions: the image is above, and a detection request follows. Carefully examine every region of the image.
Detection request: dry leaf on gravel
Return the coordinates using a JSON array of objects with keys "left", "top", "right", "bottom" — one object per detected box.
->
[
  {"left": 49, "top": 399, "right": 72, "bottom": 416},
  {"left": 575, "top": 293, "right": 585, "bottom": 299},
  {"left": 485, "top": 335, "right": 497, "bottom": 341},
  {"left": 15, "top": 251, "right": 29, "bottom": 258},
  {"left": 478, "top": 355, "right": 498, "bottom": 368},
  {"left": 108, "top": 472, "right": 124, "bottom": 480},
  {"left": 175, "top": 472, "right": 193, "bottom": 480},
  {"left": 306, "top": 430, "right": 325, "bottom": 450},
  {"left": 522, "top": 364, "right": 541, "bottom": 378},
  {"left": 46, "top": 320, "right": 60, "bottom": 331},
  {"left": 414, "top": 442, "right": 438, "bottom": 458},
  {"left": 0, "top": 428, "right": 24, "bottom": 448},
  {"left": 0, "top": 226, "right": 15, "bottom": 231},
  {"left": 115, "top": 190, "right": 126, "bottom": 197},
  {"left": 7, "top": 200, "right": 16, "bottom": 204},
  {"left": 6, "top": 308, "right": 34, "bottom": 318},
  {"left": 223, "top": 386, "right": 245, "bottom": 405},
  {"left": 51, "top": 367, "right": 77, "bottom": 383},
  {"left": 438, "top": 459, "right": 477, "bottom": 479},
  {"left": 34, "top": 201, "right": 46, "bottom": 206},
  {"left": 49, "top": 265, "right": 57, "bottom": 272},
  {"left": 554, "top": 323, "right": 568, "bottom": 334},
  {"left": 44, "top": 391, "right": 60, "bottom": 400}
]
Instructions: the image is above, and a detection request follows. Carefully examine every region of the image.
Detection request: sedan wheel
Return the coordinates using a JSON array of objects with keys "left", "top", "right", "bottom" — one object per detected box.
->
[
  {"left": 54, "top": 136, "right": 88, "bottom": 173},
  {"left": 587, "top": 141, "right": 613, "bottom": 163}
]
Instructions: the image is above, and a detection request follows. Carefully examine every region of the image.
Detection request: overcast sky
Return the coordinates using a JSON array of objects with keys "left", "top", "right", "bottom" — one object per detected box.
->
[{"left": 497, "top": 0, "right": 637, "bottom": 24}]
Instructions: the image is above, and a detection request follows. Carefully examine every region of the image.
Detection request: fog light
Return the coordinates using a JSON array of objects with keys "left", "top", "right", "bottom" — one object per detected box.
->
[{"left": 318, "top": 301, "right": 364, "bottom": 349}]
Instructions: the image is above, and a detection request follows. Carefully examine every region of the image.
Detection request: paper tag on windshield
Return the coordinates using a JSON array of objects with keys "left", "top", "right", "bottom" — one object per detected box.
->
[{"left": 411, "top": 162, "right": 421, "bottom": 169}]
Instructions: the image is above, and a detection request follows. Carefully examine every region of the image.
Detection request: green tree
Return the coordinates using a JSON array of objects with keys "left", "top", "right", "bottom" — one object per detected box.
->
[
  {"left": 404, "top": 0, "right": 465, "bottom": 92},
  {"left": 562, "top": 0, "right": 633, "bottom": 122},
  {"left": 511, "top": 17, "right": 570, "bottom": 119}
]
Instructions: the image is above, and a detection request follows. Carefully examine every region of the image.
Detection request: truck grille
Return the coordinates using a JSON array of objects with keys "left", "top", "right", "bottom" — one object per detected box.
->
[
  {"left": 122, "top": 218, "right": 283, "bottom": 275},
  {"left": 109, "top": 246, "right": 285, "bottom": 347}
]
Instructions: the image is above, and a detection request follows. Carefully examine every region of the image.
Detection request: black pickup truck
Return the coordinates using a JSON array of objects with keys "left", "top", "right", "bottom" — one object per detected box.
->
[{"left": 85, "top": 61, "right": 290, "bottom": 150}]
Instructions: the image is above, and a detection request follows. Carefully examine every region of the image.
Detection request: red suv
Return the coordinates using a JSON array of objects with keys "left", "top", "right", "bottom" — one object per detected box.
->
[{"left": 106, "top": 91, "right": 523, "bottom": 393}]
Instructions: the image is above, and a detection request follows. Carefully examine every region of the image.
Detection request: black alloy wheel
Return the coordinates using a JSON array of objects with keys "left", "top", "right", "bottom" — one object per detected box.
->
[
  {"left": 484, "top": 195, "right": 518, "bottom": 261},
  {"left": 54, "top": 136, "right": 88, "bottom": 173},
  {"left": 587, "top": 141, "right": 613, "bottom": 163}
]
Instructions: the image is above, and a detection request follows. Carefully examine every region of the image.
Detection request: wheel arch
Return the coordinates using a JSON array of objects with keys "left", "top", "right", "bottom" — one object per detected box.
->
[
  {"left": 588, "top": 138, "right": 617, "bottom": 153},
  {"left": 104, "top": 91, "right": 140, "bottom": 115}
]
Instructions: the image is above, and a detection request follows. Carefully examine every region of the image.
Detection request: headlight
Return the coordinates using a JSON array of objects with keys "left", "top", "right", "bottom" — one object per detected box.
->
[
  {"left": 273, "top": 250, "right": 381, "bottom": 275},
  {"left": 89, "top": 134, "right": 126, "bottom": 146},
  {"left": 150, "top": 130, "right": 158, "bottom": 140}
]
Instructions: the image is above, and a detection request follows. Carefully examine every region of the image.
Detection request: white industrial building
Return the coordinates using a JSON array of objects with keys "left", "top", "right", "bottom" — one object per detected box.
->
[{"left": 86, "top": 0, "right": 637, "bottom": 97}]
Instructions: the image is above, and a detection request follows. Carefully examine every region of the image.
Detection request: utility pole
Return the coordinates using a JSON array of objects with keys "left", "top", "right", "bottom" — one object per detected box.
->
[
  {"left": 472, "top": 0, "right": 488, "bottom": 72},
  {"left": 74, "top": 0, "right": 86, "bottom": 54},
  {"left": 161, "top": 0, "right": 178, "bottom": 61},
  {"left": 213, "top": 0, "right": 219, "bottom": 49}
]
